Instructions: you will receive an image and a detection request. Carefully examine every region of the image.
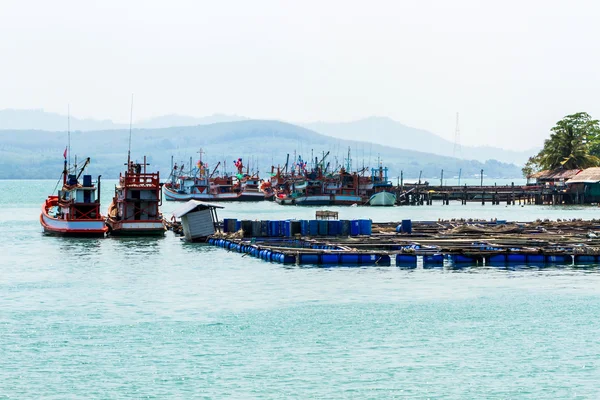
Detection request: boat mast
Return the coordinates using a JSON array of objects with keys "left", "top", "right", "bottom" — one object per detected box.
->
[
  {"left": 127, "top": 94, "right": 133, "bottom": 167},
  {"left": 68, "top": 104, "right": 71, "bottom": 172}
]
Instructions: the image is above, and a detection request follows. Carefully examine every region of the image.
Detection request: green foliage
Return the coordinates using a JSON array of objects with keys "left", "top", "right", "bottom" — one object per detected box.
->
[{"left": 535, "top": 112, "right": 600, "bottom": 171}]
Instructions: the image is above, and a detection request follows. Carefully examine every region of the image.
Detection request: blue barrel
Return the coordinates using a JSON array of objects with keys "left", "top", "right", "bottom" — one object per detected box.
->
[
  {"left": 376, "top": 254, "right": 391, "bottom": 266},
  {"left": 396, "top": 254, "right": 418, "bottom": 266},
  {"left": 282, "top": 255, "right": 296, "bottom": 264},
  {"left": 222, "top": 219, "right": 231, "bottom": 233},
  {"left": 487, "top": 254, "right": 506, "bottom": 265},
  {"left": 350, "top": 220, "right": 360, "bottom": 236},
  {"left": 359, "top": 254, "right": 379, "bottom": 264},
  {"left": 506, "top": 254, "right": 527, "bottom": 264},
  {"left": 575, "top": 255, "right": 596, "bottom": 264},
  {"left": 300, "top": 254, "right": 320, "bottom": 264},
  {"left": 527, "top": 254, "right": 545, "bottom": 264},
  {"left": 301, "top": 220, "right": 310, "bottom": 236},
  {"left": 546, "top": 254, "right": 570, "bottom": 264},
  {"left": 235, "top": 220, "right": 242, "bottom": 232},
  {"left": 282, "top": 221, "right": 292, "bottom": 237},
  {"left": 423, "top": 254, "right": 444, "bottom": 264},
  {"left": 321, "top": 254, "right": 339, "bottom": 264},
  {"left": 401, "top": 219, "right": 412, "bottom": 234},
  {"left": 451, "top": 254, "right": 474, "bottom": 264},
  {"left": 309, "top": 220, "right": 319, "bottom": 236},
  {"left": 359, "top": 219, "right": 372, "bottom": 235},
  {"left": 318, "top": 220, "right": 328, "bottom": 236},
  {"left": 83, "top": 174, "right": 92, "bottom": 187},
  {"left": 328, "top": 220, "right": 339, "bottom": 236},
  {"left": 340, "top": 253, "right": 359, "bottom": 264}
]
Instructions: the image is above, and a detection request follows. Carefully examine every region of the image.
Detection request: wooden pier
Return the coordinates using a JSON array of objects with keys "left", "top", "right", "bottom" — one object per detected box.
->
[{"left": 394, "top": 184, "right": 578, "bottom": 206}]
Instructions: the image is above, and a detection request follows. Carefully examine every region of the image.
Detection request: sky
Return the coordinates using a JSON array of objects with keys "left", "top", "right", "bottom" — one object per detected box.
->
[{"left": 1, "top": 0, "right": 599, "bottom": 150}]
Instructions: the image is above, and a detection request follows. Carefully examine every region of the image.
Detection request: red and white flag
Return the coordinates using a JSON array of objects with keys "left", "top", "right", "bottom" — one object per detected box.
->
[{"left": 63, "top": 147, "right": 67, "bottom": 159}]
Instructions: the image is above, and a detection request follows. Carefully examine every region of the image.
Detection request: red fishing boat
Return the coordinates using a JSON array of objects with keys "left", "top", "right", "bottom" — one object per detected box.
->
[
  {"left": 106, "top": 156, "right": 166, "bottom": 236},
  {"left": 40, "top": 155, "right": 108, "bottom": 237}
]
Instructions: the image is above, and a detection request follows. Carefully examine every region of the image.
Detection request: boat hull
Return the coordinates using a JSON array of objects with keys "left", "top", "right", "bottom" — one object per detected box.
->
[
  {"left": 164, "top": 187, "right": 268, "bottom": 202},
  {"left": 106, "top": 219, "right": 166, "bottom": 236},
  {"left": 40, "top": 209, "right": 107, "bottom": 238},
  {"left": 369, "top": 191, "right": 397, "bottom": 206}
]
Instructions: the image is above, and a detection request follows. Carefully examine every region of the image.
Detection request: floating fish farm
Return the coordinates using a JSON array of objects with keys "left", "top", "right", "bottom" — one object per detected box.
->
[{"left": 205, "top": 217, "right": 600, "bottom": 267}]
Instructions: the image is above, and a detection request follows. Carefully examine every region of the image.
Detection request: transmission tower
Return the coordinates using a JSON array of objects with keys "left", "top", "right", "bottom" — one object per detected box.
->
[{"left": 453, "top": 112, "right": 461, "bottom": 158}]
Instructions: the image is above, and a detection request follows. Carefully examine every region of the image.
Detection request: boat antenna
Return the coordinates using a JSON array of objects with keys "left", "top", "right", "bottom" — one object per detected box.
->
[
  {"left": 68, "top": 104, "right": 71, "bottom": 172},
  {"left": 127, "top": 94, "right": 133, "bottom": 165}
]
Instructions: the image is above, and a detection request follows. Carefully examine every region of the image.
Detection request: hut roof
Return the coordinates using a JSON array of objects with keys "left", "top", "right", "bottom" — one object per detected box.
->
[
  {"left": 530, "top": 169, "right": 581, "bottom": 180},
  {"left": 172, "top": 200, "right": 224, "bottom": 218},
  {"left": 566, "top": 167, "right": 600, "bottom": 184}
]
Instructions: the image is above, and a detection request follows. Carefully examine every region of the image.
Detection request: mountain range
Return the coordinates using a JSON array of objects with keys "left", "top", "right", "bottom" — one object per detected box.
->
[
  {"left": 0, "top": 117, "right": 522, "bottom": 180},
  {"left": 0, "top": 109, "right": 534, "bottom": 165}
]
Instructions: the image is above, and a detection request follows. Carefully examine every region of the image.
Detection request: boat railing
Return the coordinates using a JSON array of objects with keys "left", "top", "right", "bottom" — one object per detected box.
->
[{"left": 122, "top": 172, "right": 160, "bottom": 187}]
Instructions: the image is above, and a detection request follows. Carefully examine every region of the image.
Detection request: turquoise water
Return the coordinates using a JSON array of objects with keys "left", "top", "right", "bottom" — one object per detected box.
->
[{"left": 2, "top": 180, "right": 600, "bottom": 398}]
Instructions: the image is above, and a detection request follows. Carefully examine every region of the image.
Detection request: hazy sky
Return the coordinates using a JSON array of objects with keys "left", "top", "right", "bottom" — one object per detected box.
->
[{"left": 2, "top": 0, "right": 599, "bottom": 149}]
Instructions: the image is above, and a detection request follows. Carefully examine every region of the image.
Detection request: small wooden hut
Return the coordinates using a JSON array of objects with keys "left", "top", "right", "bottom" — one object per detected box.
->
[{"left": 172, "top": 200, "right": 223, "bottom": 242}]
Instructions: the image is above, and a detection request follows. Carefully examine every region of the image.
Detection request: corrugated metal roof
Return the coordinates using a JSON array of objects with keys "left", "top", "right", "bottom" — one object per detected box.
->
[
  {"left": 531, "top": 169, "right": 581, "bottom": 180},
  {"left": 566, "top": 167, "right": 600, "bottom": 184},
  {"left": 172, "top": 200, "right": 224, "bottom": 218}
]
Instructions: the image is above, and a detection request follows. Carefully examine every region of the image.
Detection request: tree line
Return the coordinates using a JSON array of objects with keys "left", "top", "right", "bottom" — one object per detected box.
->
[{"left": 522, "top": 112, "right": 600, "bottom": 177}]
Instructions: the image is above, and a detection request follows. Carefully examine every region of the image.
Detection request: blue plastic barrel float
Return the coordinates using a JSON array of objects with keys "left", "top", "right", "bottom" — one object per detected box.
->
[
  {"left": 506, "top": 253, "right": 527, "bottom": 264},
  {"left": 423, "top": 254, "right": 444, "bottom": 265},
  {"left": 375, "top": 254, "right": 391, "bottom": 266},
  {"left": 359, "top": 254, "right": 379, "bottom": 265},
  {"left": 321, "top": 253, "right": 340, "bottom": 265},
  {"left": 340, "top": 253, "right": 360, "bottom": 265},
  {"left": 545, "top": 254, "right": 570, "bottom": 264},
  {"left": 318, "top": 220, "right": 328, "bottom": 236},
  {"left": 300, "top": 254, "right": 320, "bottom": 264},
  {"left": 401, "top": 219, "right": 412, "bottom": 234},
  {"left": 396, "top": 254, "right": 418, "bottom": 267},
  {"left": 527, "top": 254, "right": 545, "bottom": 264},
  {"left": 222, "top": 218, "right": 231, "bottom": 233},
  {"left": 282, "top": 221, "right": 292, "bottom": 237},
  {"left": 309, "top": 220, "right": 319, "bottom": 236},
  {"left": 450, "top": 254, "right": 475, "bottom": 264},
  {"left": 358, "top": 219, "right": 372, "bottom": 236},
  {"left": 574, "top": 255, "right": 597, "bottom": 264},
  {"left": 328, "top": 220, "right": 339, "bottom": 236},
  {"left": 350, "top": 220, "right": 360, "bottom": 236},
  {"left": 301, "top": 220, "right": 310, "bottom": 236},
  {"left": 487, "top": 254, "right": 507, "bottom": 265}
]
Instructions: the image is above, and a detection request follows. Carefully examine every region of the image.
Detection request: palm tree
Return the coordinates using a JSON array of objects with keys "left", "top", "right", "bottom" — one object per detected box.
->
[{"left": 536, "top": 113, "right": 600, "bottom": 170}]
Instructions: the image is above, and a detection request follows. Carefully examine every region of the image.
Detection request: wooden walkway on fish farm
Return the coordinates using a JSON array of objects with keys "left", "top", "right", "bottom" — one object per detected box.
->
[{"left": 207, "top": 219, "right": 600, "bottom": 267}]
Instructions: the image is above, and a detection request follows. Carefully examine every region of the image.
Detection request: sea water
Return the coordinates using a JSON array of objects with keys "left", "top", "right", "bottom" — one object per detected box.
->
[{"left": 1, "top": 180, "right": 600, "bottom": 398}]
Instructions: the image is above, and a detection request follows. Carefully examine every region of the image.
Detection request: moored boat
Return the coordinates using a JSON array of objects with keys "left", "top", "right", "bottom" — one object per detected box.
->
[
  {"left": 106, "top": 157, "right": 166, "bottom": 236},
  {"left": 40, "top": 156, "right": 108, "bottom": 237},
  {"left": 368, "top": 165, "right": 396, "bottom": 206}
]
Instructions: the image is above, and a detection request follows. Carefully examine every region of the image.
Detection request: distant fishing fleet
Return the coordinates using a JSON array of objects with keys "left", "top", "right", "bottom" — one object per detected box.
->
[
  {"left": 40, "top": 148, "right": 396, "bottom": 237},
  {"left": 39, "top": 103, "right": 397, "bottom": 237}
]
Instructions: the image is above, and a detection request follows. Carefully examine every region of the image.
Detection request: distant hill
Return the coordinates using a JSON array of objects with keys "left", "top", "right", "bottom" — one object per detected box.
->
[
  {"left": 135, "top": 114, "right": 248, "bottom": 129},
  {"left": 0, "top": 109, "right": 245, "bottom": 131},
  {"left": 302, "top": 116, "right": 536, "bottom": 165},
  {"left": 0, "top": 109, "right": 127, "bottom": 131},
  {"left": 0, "top": 109, "right": 534, "bottom": 165},
  {"left": 0, "top": 120, "right": 522, "bottom": 179}
]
